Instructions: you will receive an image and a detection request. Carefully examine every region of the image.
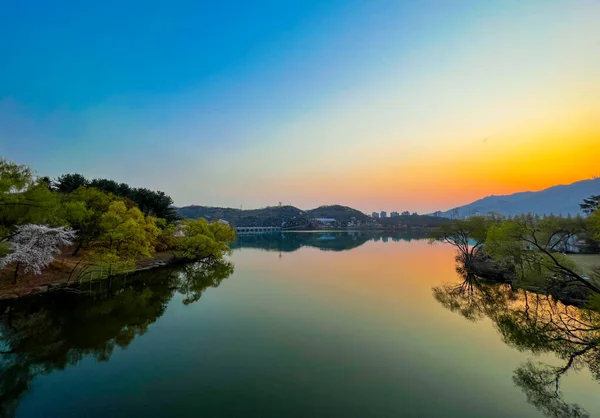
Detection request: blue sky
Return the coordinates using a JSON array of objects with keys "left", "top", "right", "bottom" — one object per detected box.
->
[{"left": 2, "top": 1, "right": 599, "bottom": 212}]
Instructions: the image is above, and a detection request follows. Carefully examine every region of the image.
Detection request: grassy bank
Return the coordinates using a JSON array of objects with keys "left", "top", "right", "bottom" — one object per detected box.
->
[{"left": 568, "top": 254, "right": 600, "bottom": 276}]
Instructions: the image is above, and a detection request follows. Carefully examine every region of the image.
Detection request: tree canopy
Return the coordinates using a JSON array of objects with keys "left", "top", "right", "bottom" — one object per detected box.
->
[
  {"left": 55, "top": 174, "right": 180, "bottom": 223},
  {"left": 485, "top": 214, "right": 599, "bottom": 293},
  {"left": 175, "top": 219, "right": 236, "bottom": 263},
  {"left": 0, "top": 159, "right": 60, "bottom": 240}
]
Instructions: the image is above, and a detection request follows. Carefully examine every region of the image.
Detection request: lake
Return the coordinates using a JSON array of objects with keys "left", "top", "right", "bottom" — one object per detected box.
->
[{"left": 2, "top": 231, "right": 599, "bottom": 417}]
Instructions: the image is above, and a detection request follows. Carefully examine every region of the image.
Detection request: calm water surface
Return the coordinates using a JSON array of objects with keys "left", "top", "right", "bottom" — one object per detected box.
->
[{"left": 2, "top": 232, "right": 599, "bottom": 417}]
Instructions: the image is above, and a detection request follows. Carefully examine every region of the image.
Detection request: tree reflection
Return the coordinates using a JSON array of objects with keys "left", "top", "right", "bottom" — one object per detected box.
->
[
  {"left": 514, "top": 361, "right": 590, "bottom": 418},
  {"left": 0, "top": 262, "right": 234, "bottom": 417},
  {"left": 433, "top": 273, "right": 514, "bottom": 321},
  {"left": 433, "top": 265, "right": 600, "bottom": 418},
  {"left": 176, "top": 261, "right": 234, "bottom": 305}
]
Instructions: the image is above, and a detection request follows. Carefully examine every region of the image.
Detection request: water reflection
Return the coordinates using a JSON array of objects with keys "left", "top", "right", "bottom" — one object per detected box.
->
[
  {"left": 433, "top": 267, "right": 600, "bottom": 418},
  {"left": 5, "top": 232, "right": 594, "bottom": 417},
  {"left": 0, "top": 262, "right": 234, "bottom": 417},
  {"left": 232, "top": 230, "right": 428, "bottom": 252}
]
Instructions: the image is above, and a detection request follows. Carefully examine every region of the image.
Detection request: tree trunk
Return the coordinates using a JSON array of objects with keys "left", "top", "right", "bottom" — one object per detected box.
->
[
  {"left": 72, "top": 240, "right": 84, "bottom": 256},
  {"left": 12, "top": 262, "right": 20, "bottom": 285}
]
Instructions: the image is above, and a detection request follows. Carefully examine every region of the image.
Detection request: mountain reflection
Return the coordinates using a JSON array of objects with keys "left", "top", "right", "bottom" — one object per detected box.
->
[
  {"left": 231, "top": 230, "right": 429, "bottom": 252},
  {"left": 0, "top": 262, "right": 234, "bottom": 417},
  {"left": 433, "top": 267, "right": 600, "bottom": 418}
]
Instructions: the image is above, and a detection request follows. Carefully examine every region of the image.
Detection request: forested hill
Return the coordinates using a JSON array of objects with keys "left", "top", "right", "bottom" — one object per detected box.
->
[
  {"left": 176, "top": 204, "right": 447, "bottom": 228},
  {"left": 436, "top": 178, "right": 600, "bottom": 218},
  {"left": 305, "top": 205, "right": 371, "bottom": 222},
  {"left": 176, "top": 204, "right": 370, "bottom": 227},
  {"left": 177, "top": 205, "right": 308, "bottom": 227}
]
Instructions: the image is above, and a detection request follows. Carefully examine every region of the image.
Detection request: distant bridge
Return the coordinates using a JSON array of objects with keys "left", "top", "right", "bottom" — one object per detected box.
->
[{"left": 235, "top": 226, "right": 282, "bottom": 234}]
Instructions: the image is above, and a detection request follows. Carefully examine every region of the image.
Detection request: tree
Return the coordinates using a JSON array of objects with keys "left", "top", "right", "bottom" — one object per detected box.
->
[
  {"left": 1, "top": 159, "right": 60, "bottom": 239},
  {"left": 430, "top": 216, "right": 496, "bottom": 268},
  {"left": 54, "top": 173, "right": 89, "bottom": 193},
  {"left": 0, "top": 159, "right": 34, "bottom": 195},
  {"left": 55, "top": 173, "right": 181, "bottom": 223},
  {"left": 0, "top": 224, "right": 75, "bottom": 283},
  {"left": 164, "top": 219, "right": 236, "bottom": 262},
  {"left": 86, "top": 201, "right": 160, "bottom": 276},
  {"left": 589, "top": 210, "right": 600, "bottom": 242},
  {"left": 88, "top": 178, "right": 180, "bottom": 222},
  {"left": 485, "top": 215, "right": 599, "bottom": 294},
  {"left": 580, "top": 195, "right": 600, "bottom": 215},
  {"left": 174, "top": 219, "right": 235, "bottom": 263},
  {"left": 60, "top": 186, "right": 116, "bottom": 255}
]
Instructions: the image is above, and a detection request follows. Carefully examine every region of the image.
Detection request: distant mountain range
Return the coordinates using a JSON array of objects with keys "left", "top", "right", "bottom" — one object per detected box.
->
[{"left": 435, "top": 178, "right": 600, "bottom": 218}]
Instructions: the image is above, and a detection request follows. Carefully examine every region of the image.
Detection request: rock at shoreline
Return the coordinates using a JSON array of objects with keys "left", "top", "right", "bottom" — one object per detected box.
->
[{"left": 471, "top": 252, "right": 516, "bottom": 283}]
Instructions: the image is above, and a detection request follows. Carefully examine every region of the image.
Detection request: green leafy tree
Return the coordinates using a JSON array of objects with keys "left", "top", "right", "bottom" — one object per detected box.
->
[
  {"left": 60, "top": 187, "right": 117, "bottom": 255},
  {"left": 88, "top": 178, "right": 180, "bottom": 222},
  {"left": 55, "top": 173, "right": 181, "bottom": 223},
  {"left": 485, "top": 215, "right": 599, "bottom": 293},
  {"left": 175, "top": 219, "right": 236, "bottom": 263},
  {"left": 589, "top": 210, "right": 600, "bottom": 242},
  {"left": 0, "top": 159, "right": 60, "bottom": 240},
  {"left": 83, "top": 201, "right": 160, "bottom": 276}
]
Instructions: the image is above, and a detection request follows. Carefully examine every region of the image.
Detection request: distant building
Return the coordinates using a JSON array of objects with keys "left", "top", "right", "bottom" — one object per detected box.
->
[
  {"left": 391, "top": 211, "right": 399, "bottom": 217},
  {"left": 402, "top": 211, "right": 410, "bottom": 216},
  {"left": 380, "top": 211, "right": 387, "bottom": 218},
  {"left": 372, "top": 212, "right": 380, "bottom": 218}
]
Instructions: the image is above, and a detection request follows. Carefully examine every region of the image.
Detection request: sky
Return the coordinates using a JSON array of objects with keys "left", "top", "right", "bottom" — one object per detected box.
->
[{"left": 1, "top": 0, "right": 599, "bottom": 213}]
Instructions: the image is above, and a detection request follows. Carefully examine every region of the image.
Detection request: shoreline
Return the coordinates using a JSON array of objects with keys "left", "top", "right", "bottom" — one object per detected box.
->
[{"left": 0, "top": 251, "right": 180, "bottom": 300}]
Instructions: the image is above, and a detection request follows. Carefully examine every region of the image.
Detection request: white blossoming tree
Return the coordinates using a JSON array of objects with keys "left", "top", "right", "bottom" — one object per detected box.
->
[{"left": 0, "top": 224, "right": 76, "bottom": 283}]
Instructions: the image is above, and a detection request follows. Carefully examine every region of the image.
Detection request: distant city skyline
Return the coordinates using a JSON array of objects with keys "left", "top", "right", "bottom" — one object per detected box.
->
[{"left": 2, "top": 1, "right": 599, "bottom": 213}]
